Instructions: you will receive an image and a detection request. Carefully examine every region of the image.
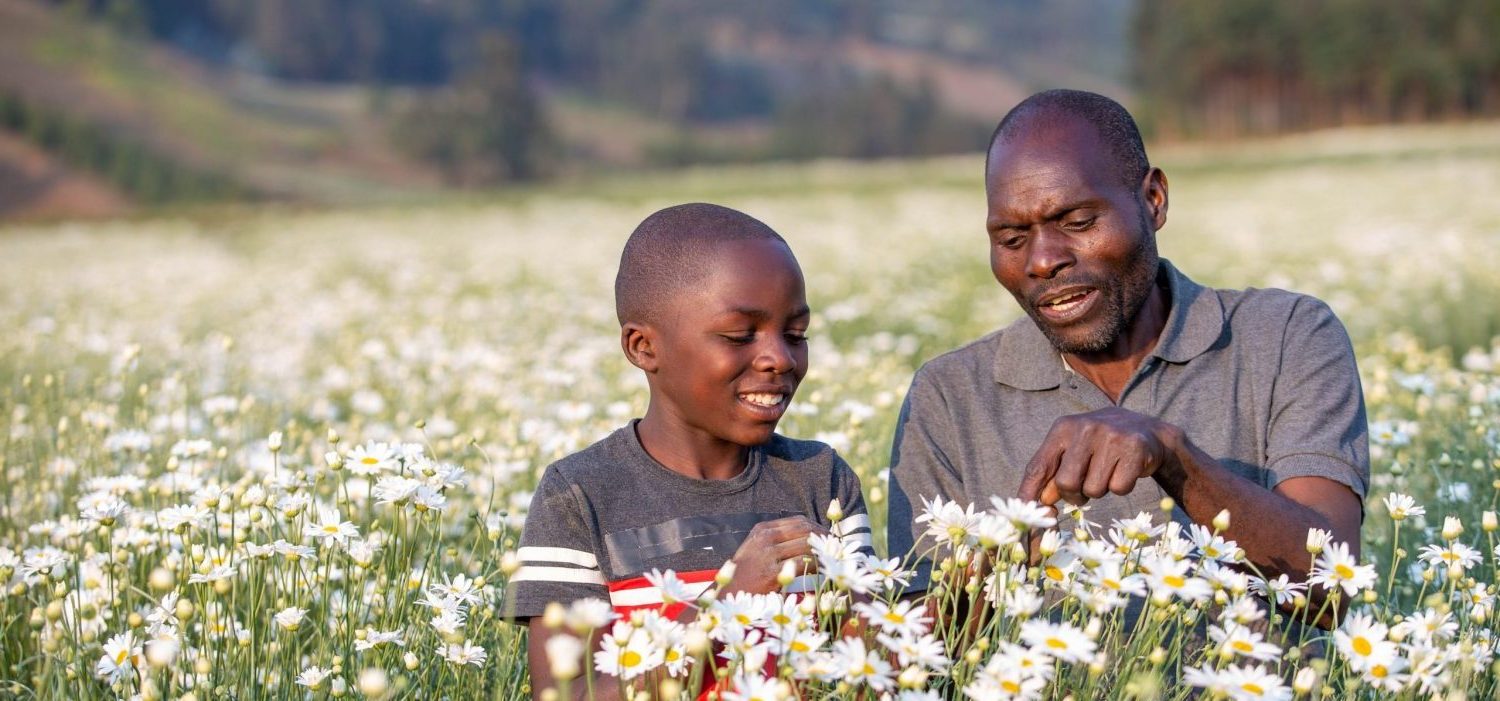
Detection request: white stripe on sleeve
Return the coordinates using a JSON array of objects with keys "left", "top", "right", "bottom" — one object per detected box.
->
[
  {"left": 517, "top": 546, "right": 599, "bottom": 569},
  {"left": 512, "top": 566, "right": 607, "bottom": 586},
  {"left": 833, "top": 514, "right": 871, "bottom": 536}
]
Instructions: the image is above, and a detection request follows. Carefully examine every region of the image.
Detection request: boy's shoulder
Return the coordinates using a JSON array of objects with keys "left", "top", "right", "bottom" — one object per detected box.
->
[
  {"left": 760, "top": 432, "right": 839, "bottom": 466},
  {"left": 539, "top": 424, "right": 637, "bottom": 489}
]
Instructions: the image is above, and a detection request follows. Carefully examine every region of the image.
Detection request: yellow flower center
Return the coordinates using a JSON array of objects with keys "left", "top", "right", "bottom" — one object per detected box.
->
[
  {"left": 665, "top": 649, "right": 680, "bottom": 662},
  {"left": 1164, "top": 575, "right": 1186, "bottom": 588},
  {"left": 115, "top": 649, "right": 129, "bottom": 665},
  {"left": 362, "top": 457, "right": 379, "bottom": 465},
  {"left": 862, "top": 663, "right": 876, "bottom": 676},
  {"left": 1232, "top": 640, "right": 1253, "bottom": 653},
  {"left": 620, "top": 650, "right": 642, "bottom": 668},
  {"left": 1371, "top": 665, "right": 1388, "bottom": 679},
  {"left": 1334, "top": 564, "right": 1355, "bottom": 579},
  {"left": 1353, "top": 637, "right": 1372, "bottom": 656},
  {"left": 1242, "top": 682, "right": 1264, "bottom": 694},
  {"left": 791, "top": 641, "right": 810, "bottom": 653},
  {"left": 1046, "top": 637, "right": 1067, "bottom": 650},
  {"left": 1002, "top": 680, "right": 1022, "bottom": 694},
  {"left": 323, "top": 525, "right": 341, "bottom": 533},
  {"left": 1045, "top": 566, "right": 1064, "bottom": 581},
  {"left": 885, "top": 612, "right": 905, "bottom": 624}
]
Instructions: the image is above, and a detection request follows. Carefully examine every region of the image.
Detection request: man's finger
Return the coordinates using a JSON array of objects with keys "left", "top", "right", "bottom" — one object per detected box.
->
[
  {"left": 1082, "top": 454, "right": 1117, "bottom": 500},
  {"left": 1053, "top": 439, "right": 1091, "bottom": 505},
  {"left": 1038, "top": 479, "right": 1061, "bottom": 506},
  {"left": 1019, "top": 436, "right": 1067, "bottom": 501}
]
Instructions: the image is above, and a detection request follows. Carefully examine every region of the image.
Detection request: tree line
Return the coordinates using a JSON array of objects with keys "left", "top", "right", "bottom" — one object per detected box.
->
[{"left": 1132, "top": 0, "right": 1500, "bottom": 137}]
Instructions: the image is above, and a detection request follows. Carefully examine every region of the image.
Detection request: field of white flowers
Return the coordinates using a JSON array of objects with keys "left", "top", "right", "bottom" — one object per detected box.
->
[{"left": 1, "top": 122, "right": 1498, "bottom": 700}]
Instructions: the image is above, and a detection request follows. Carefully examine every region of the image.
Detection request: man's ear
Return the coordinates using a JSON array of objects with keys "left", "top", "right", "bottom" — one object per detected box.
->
[
  {"left": 621, "top": 322, "right": 660, "bottom": 372},
  {"left": 1142, "top": 167, "right": 1169, "bottom": 231}
]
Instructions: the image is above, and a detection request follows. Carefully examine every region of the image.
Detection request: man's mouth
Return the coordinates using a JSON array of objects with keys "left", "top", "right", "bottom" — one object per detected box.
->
[{"left": 1033, "top": 287, "right": 1097, "bottom": 322}]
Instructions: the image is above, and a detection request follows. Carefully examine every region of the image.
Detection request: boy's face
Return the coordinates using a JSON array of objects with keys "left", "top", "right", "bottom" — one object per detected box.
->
[{"left": 645, "top": 239, "right": 810, "bottom": 448}]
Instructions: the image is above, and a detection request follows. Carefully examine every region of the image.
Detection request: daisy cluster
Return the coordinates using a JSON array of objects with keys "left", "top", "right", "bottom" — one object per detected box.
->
[{"left": 0, "top": 129, "right": 1498, "bottom": 698}]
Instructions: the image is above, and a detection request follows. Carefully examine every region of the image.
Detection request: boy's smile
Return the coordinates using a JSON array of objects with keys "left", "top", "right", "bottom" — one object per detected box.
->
[{"left": 630, "top": 238, "right": 809, "bottom": 478}]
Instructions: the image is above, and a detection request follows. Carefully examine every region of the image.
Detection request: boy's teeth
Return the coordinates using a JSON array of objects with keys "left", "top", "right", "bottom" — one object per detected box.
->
[{"left": 741, "top": 393, "right": 783, "bottom": 407}]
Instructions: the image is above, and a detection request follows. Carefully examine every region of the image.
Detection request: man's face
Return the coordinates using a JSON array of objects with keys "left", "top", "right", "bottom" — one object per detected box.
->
[
  {"left": 649, "top": 239, "right": 810, "bottom": 447},
  {"left": 985, "top": 116, "right": 1164, "bottom": 355}
]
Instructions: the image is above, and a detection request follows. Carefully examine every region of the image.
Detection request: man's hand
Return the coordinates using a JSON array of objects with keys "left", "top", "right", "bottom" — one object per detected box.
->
[
  {"left": 723, "top": 515, "right": 829, "bottom": 595},
  {"left": 1017, "top": 407, "right": 1180, "bottom": 507}
]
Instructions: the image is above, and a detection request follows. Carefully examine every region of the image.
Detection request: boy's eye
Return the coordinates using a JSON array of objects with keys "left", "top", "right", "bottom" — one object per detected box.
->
[
  {"left": 721, "top": 333, "right": 755, "bottom": 345},
  {"left": 785, "top": 332, "right": 808, "bottom": 345}
]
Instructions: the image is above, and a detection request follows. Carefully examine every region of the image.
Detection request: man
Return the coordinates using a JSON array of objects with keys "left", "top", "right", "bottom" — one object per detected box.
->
[{"left": 886, "top": 89, "right": 1367, "bottom": 619}]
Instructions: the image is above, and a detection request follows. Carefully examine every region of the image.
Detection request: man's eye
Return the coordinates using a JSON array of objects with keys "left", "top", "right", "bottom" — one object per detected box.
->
[
  {"left": 998, "top": 236, "right": 1025, "bottom": 250},
  {"left": 1063, "top": 216, "right": 1096, "bottom": 231}
]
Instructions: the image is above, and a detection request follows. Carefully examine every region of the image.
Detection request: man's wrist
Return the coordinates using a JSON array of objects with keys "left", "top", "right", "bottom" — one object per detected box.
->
[{"left": 1150, "top": 420, "right": 1193, "bottom": 490}]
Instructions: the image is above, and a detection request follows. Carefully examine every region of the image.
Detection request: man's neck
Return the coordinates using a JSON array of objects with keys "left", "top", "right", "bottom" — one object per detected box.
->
[{"left": 1063, "top": 281, "right": 1170, "bottom": 404}]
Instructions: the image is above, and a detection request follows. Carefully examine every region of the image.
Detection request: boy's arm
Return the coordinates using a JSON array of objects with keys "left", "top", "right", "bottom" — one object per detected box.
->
[{"left": 528, "top": 621, "right": 623, "bottom": 701}]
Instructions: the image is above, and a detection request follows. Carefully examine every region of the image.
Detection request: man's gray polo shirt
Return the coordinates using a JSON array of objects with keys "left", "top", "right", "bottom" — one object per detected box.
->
[{"left": 887, "top": 260, "right": 1369, "bottom": 590}]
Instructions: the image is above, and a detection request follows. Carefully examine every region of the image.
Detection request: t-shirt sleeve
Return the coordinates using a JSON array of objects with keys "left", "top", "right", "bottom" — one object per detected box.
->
[
  {"left": 886, "top": 367, "right": 967, "bottom": 593},
  {"left": 1265, "top": 297, "right": 1370, "bottom": 502},
  {"left": 505, "top": 466, "right": 608, "bottom": 620},
  {"left": 829, "top": 453, "right": 874, "bottom": 556}
]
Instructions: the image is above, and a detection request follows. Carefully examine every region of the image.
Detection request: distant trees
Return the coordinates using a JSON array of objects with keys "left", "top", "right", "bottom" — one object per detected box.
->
[
  {"left": 388, "top": 33, "right": 556, "bottom": 186},
  {"left": 1132, "top": 0, "right": 1500, "bottom": 137},
  {"left": 770, "top": 76, "right": 989, "bottom": 160}
]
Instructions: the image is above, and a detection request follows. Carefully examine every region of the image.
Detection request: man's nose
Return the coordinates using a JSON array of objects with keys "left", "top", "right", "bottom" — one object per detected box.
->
[{"left": 1026, "top": 229, "right": 1075, "bottom": 279}]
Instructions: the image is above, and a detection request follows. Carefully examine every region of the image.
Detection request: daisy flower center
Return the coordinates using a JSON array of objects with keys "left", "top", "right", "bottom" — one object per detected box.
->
[
  {"left": 1352, "top": 637, "right": 1372, "bottom": 656},
  {"left": 620, "top": 651, "right": 642, "bottom": 668}
]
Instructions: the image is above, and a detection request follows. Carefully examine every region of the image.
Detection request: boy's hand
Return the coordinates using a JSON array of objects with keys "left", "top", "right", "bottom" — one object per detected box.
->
[{"left": 723, "top": 515, "right": 829, "bottom": 594}]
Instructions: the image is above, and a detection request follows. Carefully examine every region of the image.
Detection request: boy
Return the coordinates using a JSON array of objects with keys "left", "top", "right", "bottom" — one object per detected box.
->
[{"left": 511, "top": 203, "right": 871, "bottom": 698}]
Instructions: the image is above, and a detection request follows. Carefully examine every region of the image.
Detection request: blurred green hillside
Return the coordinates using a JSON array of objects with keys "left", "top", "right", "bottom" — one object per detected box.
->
[{"left": 2, "top": 0, "right": 1498, "bottom": 220}]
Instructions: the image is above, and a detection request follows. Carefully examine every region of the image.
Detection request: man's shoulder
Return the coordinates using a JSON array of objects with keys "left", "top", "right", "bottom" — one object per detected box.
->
[
  {"left": 913, "top": 327, "right": 1007, "bottom": 385},
  {"left": 1214, "top": 284, "right": 1342, "bottom": 334}
]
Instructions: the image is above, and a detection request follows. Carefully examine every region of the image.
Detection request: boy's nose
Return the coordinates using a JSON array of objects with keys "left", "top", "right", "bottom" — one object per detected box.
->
[{"left": 754, "top": 338, "right": 797, "bottom": 374}]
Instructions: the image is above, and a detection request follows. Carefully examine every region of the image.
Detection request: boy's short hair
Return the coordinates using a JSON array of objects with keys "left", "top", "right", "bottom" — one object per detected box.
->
[{"left": 615, "top": 203, "right": 787, "bottom": 326}]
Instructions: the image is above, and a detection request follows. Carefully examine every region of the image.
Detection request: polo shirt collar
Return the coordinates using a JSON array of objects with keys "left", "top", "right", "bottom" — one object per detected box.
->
[{"left": 992, "top": 258, "right": 1225, "bottom": 390}]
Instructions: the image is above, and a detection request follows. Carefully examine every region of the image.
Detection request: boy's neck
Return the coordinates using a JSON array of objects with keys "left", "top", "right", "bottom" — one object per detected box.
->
[{"left": 634, "top": 414, "right": 750, "bottom": 480}]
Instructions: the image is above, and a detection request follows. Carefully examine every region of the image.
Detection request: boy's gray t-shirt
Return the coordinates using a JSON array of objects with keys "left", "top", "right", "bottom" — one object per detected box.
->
[{"left": 509, "top": 421, "right": 871, "bottom": 618}]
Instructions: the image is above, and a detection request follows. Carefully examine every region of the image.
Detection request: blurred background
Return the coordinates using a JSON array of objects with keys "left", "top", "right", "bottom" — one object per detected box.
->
[{"left": 0, "top": 0, "right": 1497, "bottom": 221}]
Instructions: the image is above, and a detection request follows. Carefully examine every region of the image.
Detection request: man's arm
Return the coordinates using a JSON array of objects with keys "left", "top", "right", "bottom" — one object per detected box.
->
[
  {"left": 887, "top": 368, "right": 968, "bottom": 595},
  {"left": 1019, "top": 297, "right": 1368, "bottom": 626}
]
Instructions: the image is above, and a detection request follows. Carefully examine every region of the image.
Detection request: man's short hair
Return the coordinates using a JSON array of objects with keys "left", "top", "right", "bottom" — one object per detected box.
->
[
  {"left": 989, "top": 89, "right": 1149, "bottom": 189},
  {"left": 615, "top": 203, "right": 787, "bottom": 325}
]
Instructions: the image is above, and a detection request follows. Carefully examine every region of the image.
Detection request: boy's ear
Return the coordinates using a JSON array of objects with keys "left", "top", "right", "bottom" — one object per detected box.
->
[{"left": 621, "top": 322, "right": 660, "bottom": 372}]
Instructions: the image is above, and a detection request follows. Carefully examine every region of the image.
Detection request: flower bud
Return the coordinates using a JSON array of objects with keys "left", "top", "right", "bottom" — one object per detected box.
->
[
  {"left": 1305, "top": 528, "right": 1330, "bottom": 555},
  {"left": 268, "top": 431, "right": 283, "bottom": 453},
  {"left": 1443, "top": 516, "right": 1464, "bottom": 541},
  {"left": 826, "top": 498, "right": 843, "bottom": 523},
  {"left": 1212, "top": 509, "right": 1231, "bottom": 532},
  {"left": 1484, "top": 511, "right": 1497, "bottom": 533},
  {"left": 1293, "top": 667, "right": 1317, "bottom": 694},
  {"left": 357, "top": 668, "right": 389, "bottom": 698},
  {"left": 403, "top": 652, "right": 419, "bottom": 671},
  {"left": 778, "top": 560, "right": 797, "bottom": 587},
  {"left": 715, "top": 561, "right": 736, "bottom": 588}
]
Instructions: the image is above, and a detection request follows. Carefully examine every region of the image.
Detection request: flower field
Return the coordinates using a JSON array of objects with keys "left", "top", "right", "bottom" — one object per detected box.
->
[{"left": 1, "top": 123, "right": 1499, "bottom": 700}]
